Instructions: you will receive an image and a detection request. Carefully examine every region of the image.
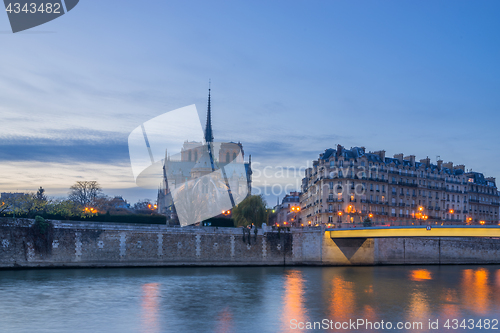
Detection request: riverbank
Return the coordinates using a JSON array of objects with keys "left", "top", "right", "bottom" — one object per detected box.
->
[{"left": 1, "top": 218, "right": 500, "bottom": 268}]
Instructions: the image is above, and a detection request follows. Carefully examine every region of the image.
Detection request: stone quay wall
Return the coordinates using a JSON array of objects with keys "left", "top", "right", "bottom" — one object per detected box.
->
[{"left": 1, "top": 218, "right": 500, "bottom": 268}]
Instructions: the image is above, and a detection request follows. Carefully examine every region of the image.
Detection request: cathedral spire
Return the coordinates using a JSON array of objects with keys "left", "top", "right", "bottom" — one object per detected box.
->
[{"left": 204, "top": 81, "right": 214, "bottom": 143}]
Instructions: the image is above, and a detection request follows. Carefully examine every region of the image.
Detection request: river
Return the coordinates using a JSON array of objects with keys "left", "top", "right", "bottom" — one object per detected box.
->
[{"left": 1, "top": 265, "right": 499, "bottom": 332}]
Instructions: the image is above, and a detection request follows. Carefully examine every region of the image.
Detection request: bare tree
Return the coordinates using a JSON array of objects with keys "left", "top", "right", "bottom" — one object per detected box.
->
[{"left": 68, "top": 181, "right": 103, "bottom": 207}]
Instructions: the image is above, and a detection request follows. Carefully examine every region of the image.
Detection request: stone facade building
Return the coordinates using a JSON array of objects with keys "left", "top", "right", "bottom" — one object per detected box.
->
[
  {"left": 300, "top": 145, "right": 499, "bottom": 227},
  {"left": 274, "top": 191, "right": 301, "bottom": 227},
  {"left": 157, "top": 89, "right": 252, "bottom": 225}
]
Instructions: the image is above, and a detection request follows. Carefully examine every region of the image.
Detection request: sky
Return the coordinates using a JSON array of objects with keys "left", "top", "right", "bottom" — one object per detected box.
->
[{"left": 0, "top": 0, "right": 499, "bottom": 206}]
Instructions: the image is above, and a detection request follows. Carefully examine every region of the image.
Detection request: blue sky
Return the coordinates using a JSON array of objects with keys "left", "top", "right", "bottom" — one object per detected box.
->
[{"left": 0, "top": 1, "right": 499, "bottom": 205}]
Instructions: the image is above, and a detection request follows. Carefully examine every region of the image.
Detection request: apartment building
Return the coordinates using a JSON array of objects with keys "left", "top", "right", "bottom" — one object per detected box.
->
[{"left": 300, "top": 145, "right": 499, "bottom": 227}]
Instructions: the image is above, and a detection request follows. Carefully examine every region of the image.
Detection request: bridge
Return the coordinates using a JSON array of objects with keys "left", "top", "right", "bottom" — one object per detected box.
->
[{"left": 326, "top": 226, "right": 500, "bottom": 238}]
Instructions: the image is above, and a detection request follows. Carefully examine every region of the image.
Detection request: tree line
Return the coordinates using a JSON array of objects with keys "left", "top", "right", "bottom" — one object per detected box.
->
[
  {"left": 1, "top": 181, "right": 272, "bottom": 227},
  {"left": 0, "top": 181, "right": 161, "bottom": 222}
]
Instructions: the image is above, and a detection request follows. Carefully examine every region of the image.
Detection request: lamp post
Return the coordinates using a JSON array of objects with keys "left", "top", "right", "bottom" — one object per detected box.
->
[
  {"left": 448, "top": 209, "right": 454, "bottom": 224},
  {"left": 415, "top": 206, "right": 428, "bottom": 224}
]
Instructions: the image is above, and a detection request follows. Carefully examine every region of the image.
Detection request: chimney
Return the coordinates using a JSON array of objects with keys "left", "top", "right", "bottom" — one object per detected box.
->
[
  {"left": 404, "top": 155, "right": 416, "bottom": 167},
  {"left": 360, "top": 146, "right": 366, "bottom": 153},
  {"left": 437, "top": 160, "right": 443, "bottom": 170},
  {"left": 374, "top": 150, "right": 386, "bottom": 160},
  {"left": 336, "top": 145, "right": 343, "bottom": 157},
  {"left": 443, "top": 161, "right": 453, "bottom": 170},
  {"left": 420, "top": 156, "right": 431, "bottom": 167},
  {"left": 454, "top": 164, "right": 465, "bottom": 172},
  {"left": 394, "top": 153, "right": 404, "bottom": 163}
]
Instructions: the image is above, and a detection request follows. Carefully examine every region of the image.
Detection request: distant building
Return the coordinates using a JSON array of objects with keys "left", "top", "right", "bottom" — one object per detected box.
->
[
  {"left": 465, "top": 172, "right": 499, "bottom": 224},
  {"left": 300, "top": 145, "right": 499, "bottom": 227},
  {"left": 274, "top": 191, "right": 301, "bottom": 227},
  {"left": 157, "top": 89, "right": 252, "bottom": 225},
  {"left": 1, "top": 192, "right": 25, "bottom": 201}
]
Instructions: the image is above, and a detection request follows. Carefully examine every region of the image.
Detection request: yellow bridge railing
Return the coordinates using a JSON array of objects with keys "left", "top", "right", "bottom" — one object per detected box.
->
[{"left": 326, "top": 226, "right": 500, "bottom": 238}]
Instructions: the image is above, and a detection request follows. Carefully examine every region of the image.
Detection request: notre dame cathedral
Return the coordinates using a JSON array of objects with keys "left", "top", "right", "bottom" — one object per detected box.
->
[{"left": 157, "top": 88, "right": 252, "bottom": 225}]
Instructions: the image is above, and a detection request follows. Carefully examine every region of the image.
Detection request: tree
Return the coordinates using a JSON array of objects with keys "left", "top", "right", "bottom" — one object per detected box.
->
[
  {"left": 232, "top": 195, "right": 268, "bottom": 227},
  {"left": 132, "top": 199, "right": 158, "bottom": 215},
  {"left": 133, "top": 199, "right": 153, "bottom": 211},
  {"left": 1, "top": 189, "right": 48, "bottom": 217},
  {"left": 0, "top": 196, "right": 15, "bottom": 214},
  {"left": 36, "top": 187, "right": 47, "bottom": 202},
  {"left": 363, "top": 217, "right": 372, "bottom": 227},
  {"left": 46, "top": 199, "right": 82, "bottom": 219},
  {"left": 68, "top": 181, "right": 103, "bottom": 208}
]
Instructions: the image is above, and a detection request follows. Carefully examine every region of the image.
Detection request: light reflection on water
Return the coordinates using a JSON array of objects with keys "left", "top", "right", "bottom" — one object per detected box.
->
[
  {"left": 0, "top": 265, "right": 499, "bottom": 333},
  {"left": 141, "top": 283, "right": 160, "bottom": 333}
]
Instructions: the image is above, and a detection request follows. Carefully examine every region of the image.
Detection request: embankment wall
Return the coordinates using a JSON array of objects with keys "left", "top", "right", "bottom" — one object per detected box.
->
[{"left": 1, "top": 218, "right": 499, "bottom": 268}]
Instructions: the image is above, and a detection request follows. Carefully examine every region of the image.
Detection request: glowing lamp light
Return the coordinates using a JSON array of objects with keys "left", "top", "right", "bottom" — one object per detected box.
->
[
  {"left": 480, "top": 220, "right": 486, "bottom": 225},
  {"left": 368, "top": 213, "right": 373, "bottom": 218},
  {"left": 291, "top": 207, "right": 296, "bottom": 211},
  {"left": 419, "top": 206, "right": 424, "bottom": 212},
  {"left": 222, "top": 210, "right": 226, "bottom": 214},
  {"left": 276, "top": 224, "right": 280, "bottom": 227},
  {"left": 338, "top": 211, "right": 343, "bottom": 216},
  {"left": 284, "top": 222, "right": 287, "bottom": 225},
  {"left": 449, "top": 209, "right": 454, "bottom": 214},
  {"left": 296, "top": 207, "right": 301, "bottom": 211},
  {"left": 148, "top": 204, "right": 152, "bottom": 208}
]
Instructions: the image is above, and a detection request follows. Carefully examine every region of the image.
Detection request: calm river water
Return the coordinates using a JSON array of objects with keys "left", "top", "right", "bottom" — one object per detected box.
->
[{"left": 1, "top": 265, "right": 499, "bottom": 333}]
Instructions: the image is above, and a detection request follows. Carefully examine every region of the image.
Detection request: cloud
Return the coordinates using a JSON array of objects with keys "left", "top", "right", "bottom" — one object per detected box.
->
[{"left": 0, "top": 133, "right": 129, "bottom": 164}]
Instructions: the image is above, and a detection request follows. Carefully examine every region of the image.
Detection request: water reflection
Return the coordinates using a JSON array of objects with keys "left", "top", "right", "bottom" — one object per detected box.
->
[
  {"left": 141, "top": 283, "right": 161, "bottom": 333},
  {"left": 1, "top": 266, "right": 500, "bottom": 333},
  {"left": 409, "top": 269, "right": 432, "bottom": 281},
  {"left": 407, "top": 290, "right": 430, "bottom": 323},
  {"left": 439, "top": 288, "right": 460, "bottom": 319},
  {"left": 215, "top": 307, "right": 233, "bottom": 333},
  {"left": 328, "top": 275, "right": 356, "bottom": 321},
  {"left": 280, "top": 270, "right": 307, "bottom": 330},
  {"left": 462, "top": 268, "right": 490, "bottom": 315}
]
